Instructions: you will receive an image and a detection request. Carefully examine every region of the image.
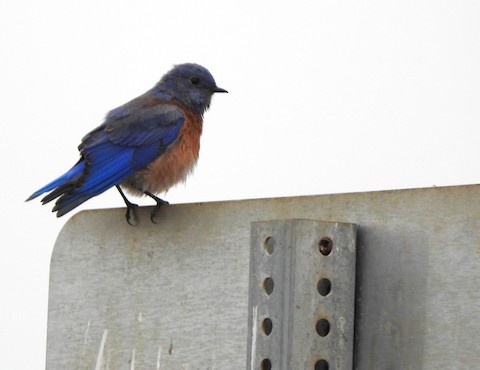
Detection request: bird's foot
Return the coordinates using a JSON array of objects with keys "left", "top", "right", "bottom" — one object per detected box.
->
[
  {"left": 125, "top": 202, "right": 139, "bottom": 226},
  {"left": 116, "top": 185, "right": 139, "bottom": 226},
  {"left": 144, "top": 191, "right": 169, "bottom": 223}
]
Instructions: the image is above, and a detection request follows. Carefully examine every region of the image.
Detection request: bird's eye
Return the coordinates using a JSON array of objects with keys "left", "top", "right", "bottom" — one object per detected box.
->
[{"left": 190, "top": 77, "right": 200, "bottom": 85}]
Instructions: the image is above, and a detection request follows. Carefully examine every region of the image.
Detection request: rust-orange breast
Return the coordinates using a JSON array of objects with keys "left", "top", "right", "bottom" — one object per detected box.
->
[{"left": 121, "top": 106, "right": 203, "bottom": 195}]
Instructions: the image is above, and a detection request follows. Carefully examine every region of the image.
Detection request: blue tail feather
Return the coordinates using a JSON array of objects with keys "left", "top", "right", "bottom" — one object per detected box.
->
[
  {"left": 26, "top": 161, "right": 85, "bottom": 201},
  {"left": 52, "top": 156, "right": 133, "bottom": 216},
  {"left": 50, "top": 147, "right": 139, "bottom": 216}
]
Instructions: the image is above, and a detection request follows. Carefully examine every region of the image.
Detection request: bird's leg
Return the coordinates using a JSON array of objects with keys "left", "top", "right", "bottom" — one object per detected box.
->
[
  {"left": 116, "top": 185, "right": 139, "bottom": 226},
  {"left": 144, "top": 191, "right": 169, "bottom": 223}
]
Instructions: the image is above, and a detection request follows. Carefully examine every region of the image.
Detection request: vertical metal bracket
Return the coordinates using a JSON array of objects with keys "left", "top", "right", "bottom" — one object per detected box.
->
[{"left": 247, "top": 219, "right": 357, "bottom": 370}]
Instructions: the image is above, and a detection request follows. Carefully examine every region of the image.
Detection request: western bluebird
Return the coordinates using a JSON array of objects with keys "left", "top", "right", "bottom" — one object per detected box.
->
[{"left": 26, "top": 63, "right": 227, "bottom": 224}]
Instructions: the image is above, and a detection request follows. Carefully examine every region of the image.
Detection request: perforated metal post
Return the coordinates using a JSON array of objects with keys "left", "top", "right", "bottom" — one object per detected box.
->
[{"left": 247, "top": 219, "right": 357, "bottom": 370}]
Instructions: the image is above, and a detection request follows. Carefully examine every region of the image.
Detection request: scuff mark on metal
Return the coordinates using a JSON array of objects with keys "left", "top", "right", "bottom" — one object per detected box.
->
[
  {"left": 250, "top": 305, "right": 258, "bottom": 370},
  {"left": 130, "top": 348, "right": 136, "bottom": 370},
  {"left": 82, "top": 320, "right": 91, "bottom": 357},
  {"left": 94, "top": 329, "right": 108, "bottom": 370},
  {"left": 156, "top": 344, "right": 162, "bottom": 369},
  {"left": 168, "top": 338, "right": 173, "bottom": 355}
]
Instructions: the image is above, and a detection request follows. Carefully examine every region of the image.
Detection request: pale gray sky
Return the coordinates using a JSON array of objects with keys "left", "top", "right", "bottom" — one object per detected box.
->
[{"left": 1, "top": 0, "right": 479, "bottom": 368}]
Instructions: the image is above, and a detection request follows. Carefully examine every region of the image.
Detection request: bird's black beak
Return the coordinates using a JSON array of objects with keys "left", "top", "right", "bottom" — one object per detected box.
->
[{"left": 213, "top": 86, "right": 228, "bottom": 93}]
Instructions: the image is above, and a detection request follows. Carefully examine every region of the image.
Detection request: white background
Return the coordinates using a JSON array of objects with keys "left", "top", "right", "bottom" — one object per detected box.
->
[{"left": 1, "top": 0, "right": 479, "bottom": 368}]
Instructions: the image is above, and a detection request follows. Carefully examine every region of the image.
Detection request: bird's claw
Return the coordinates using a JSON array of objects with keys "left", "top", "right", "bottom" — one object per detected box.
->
[
  {"left": 145, "top": 191, "right": 169, "bottom": 224},
  {"left": 125, "top": 203, "right": 139, "bottom": 226},
  {"left": 116, "top": 185, "right": 140, "bottom": 226},
  {"left": 150, "top": 210, "right": 158, "bottom": 224},
  {"left": 150, "top": 204, "right": 164, "bottom": 224}
]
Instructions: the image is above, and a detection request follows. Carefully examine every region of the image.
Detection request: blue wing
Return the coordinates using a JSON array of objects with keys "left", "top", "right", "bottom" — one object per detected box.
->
[{"left": 27, "top": 98, "right": 185, "bottom": 217}]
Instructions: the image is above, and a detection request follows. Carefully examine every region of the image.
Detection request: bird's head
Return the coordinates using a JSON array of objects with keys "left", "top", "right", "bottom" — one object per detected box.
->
[{"left": 156, "top": 63, "right": 227, "bottom": 114}]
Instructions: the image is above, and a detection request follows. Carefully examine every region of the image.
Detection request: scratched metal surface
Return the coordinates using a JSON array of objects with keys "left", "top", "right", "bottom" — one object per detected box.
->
[{"left": 46, "top": 184, "right": 480, "bottom": 369}]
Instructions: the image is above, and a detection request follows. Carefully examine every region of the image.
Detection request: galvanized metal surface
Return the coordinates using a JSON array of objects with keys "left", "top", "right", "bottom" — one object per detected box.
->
[
  {"left": 247, "top": 220, "right": 356, "bottom": 370},
  {"left": 46, "top": 184, "right": 480, "bottom": 369}
]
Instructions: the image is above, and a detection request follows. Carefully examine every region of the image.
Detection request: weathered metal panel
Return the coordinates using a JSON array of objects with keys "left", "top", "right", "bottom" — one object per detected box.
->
[
  {"left": 247, "top": 220, "right": 357, "bottom": 370},
  {"left": 46, "top": 184, "right": 480, "bottom": 369}
]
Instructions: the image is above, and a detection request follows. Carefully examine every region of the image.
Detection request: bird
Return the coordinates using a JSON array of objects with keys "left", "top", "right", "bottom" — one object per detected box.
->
[{"left": 26, "top": 63, "right": 227, "bottom": 224}]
